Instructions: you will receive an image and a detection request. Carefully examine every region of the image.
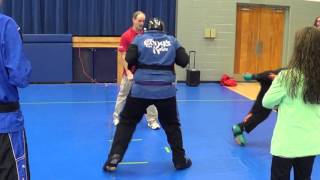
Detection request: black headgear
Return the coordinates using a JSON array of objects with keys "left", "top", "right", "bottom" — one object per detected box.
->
[{"left": 147, "top": 18, "right": 164, "bottom": 31}]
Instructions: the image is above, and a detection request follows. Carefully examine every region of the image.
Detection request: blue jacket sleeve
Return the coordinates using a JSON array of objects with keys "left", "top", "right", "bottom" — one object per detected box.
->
[{"left": 3, "top": 19, "right": 31, "bottom": 88}]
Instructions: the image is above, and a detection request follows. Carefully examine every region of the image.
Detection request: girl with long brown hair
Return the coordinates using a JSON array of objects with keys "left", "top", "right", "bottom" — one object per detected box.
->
[{"left": 263, "top": 26, "right": 320, "bottom": 180}]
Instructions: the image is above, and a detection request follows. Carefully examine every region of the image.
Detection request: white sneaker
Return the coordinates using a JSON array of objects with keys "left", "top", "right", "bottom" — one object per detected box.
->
[
  {"left": 113, "top": 119, "right": 119, "bottom": 126},
  {"left": 148, "top": 122, "right": 161, "bottom": 130}
]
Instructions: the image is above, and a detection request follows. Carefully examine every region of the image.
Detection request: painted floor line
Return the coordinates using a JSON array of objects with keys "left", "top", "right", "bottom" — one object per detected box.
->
[{"left": 21, "top": 99, "right": 250, "bottom": 105}]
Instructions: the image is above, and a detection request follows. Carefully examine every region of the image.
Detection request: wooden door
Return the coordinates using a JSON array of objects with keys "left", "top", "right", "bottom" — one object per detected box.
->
[
  {"left": 234, "top": 6, "right": 285, "bottom": 74},
  {"left": 258, "top": 7, "right": 285, "bottom": 72},
  {"left": 234, "top": 6, "right": 260, "bottom": 74}
]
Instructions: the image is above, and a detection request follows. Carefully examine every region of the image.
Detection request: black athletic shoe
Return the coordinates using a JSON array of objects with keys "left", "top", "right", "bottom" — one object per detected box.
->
[
  {"left": 103, "top": 154, "right": 121, "bottom": 172},
  {"left": 174, "top": 158, "right": 192, "bottom": 170}
]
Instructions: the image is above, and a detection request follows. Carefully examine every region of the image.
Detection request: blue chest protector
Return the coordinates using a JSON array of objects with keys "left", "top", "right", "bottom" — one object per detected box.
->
[
  {"left": 0, "top": 14, "right": 32, "bottom": 133},
  {"left": 131, "top": 31, "right": 180, "bottom": 99}
]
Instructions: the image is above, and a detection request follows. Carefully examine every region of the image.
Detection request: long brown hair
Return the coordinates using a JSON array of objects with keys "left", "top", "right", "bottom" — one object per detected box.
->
[{"left": 282, "top": 27, "right": 320, "bottom": 104}]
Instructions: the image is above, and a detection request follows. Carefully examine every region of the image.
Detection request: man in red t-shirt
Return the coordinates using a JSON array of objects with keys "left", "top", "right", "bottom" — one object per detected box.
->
[{"left": 113, "top": 11, "right": 160, "bottom": 130}]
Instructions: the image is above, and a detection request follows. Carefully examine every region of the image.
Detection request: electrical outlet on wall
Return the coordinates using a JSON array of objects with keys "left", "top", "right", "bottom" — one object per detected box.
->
[
  {"left": 204, "top": 28, "right": 211, "bottom": 38},
  {"left": 204, "top": 27, "right": 216, "bottom": 39},
  {"left": 210, "top": 28, "right": 216, "bottom": 38}
]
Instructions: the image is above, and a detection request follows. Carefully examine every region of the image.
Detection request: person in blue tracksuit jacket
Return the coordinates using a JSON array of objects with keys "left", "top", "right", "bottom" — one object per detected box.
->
[
  {"left": 103, "top": 18, "right": 192, "bottom": 172},
  {"left": 0, "top": 5, "right": 32, "bottom": 180}
]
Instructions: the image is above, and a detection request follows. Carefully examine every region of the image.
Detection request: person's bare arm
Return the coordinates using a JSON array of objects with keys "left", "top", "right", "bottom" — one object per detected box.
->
[
  {"left": 120, "top": 51, "right": 133, "bottom": 80},
  {"left": 268, "top": 73, "right": 277, "bottom": 80}
]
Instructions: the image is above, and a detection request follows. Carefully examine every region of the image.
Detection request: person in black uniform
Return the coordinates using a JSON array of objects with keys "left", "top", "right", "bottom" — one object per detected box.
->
[
  {"left": 232, "top": 68, "right": 286, "bottom": 146},
  {"left": 103, "top": 18, "right": 192, "bottom": 172}
]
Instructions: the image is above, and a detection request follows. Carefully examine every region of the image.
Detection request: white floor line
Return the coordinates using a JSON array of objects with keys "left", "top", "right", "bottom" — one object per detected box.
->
[{"left": 21, "top": 99, "right": 250, "bottom": 105}]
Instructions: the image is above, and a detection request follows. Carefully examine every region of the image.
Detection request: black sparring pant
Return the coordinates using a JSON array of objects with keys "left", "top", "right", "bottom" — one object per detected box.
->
[
  {"left": 0, "top": 130, "right": 30, "bottom": 180},
  {"left": 243, "top": 69, "right": 284, "bottom": 133},
  {"left": 108, "top": 96, "right": 186, "bottom": 164}
]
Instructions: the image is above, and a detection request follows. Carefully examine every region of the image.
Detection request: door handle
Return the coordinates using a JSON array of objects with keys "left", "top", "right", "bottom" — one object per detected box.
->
[{"left": 255, "top": 41, "right": 263, "bottom": 57}]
